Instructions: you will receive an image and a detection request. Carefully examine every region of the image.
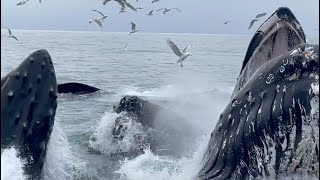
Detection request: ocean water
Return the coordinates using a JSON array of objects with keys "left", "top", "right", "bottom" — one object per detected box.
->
[{"left": 1, "top": 30, "right": 319, "bottom": 180}]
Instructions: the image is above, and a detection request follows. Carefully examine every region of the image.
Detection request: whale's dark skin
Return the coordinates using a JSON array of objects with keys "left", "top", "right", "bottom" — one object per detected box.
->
[
  {"left": 197, "top": 7, "right": 319, "bottom": 180},
  {"left": 1, "top": 49, "right": 58, "bottom": 179},
  {"left": 57, "top": 82, "right": 101, "bottom": 94}
]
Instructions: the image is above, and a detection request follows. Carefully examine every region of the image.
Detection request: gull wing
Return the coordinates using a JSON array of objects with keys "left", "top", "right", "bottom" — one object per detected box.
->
[
  {"left": 171, "top": 8, "right": 182, "bottom": 12},
  {"left": 94, "top": 19, "right": 103, "bottom": 28},
  {"left": 248, "top": 19, "right": 257, "bottom": 29},
  {"left": 255, "top": 12, "right": 267, "bottom": 19},
  {"left": 182, "top": 44, "right": 190, "bottom": 53},
  {"left": 156, "top": 8, "right": 166, "bottom": 12},
  {"left": 166, "top": 38, "right": 182, "bottom": 57},
  {"left": 130, "top": 22, "right": 136, "bottom": 30},
  {"left": 11, "top": 36, "right": 19, "bottom": 41},
  {"left": 92, "top": 9, "right": 105, "bottom": 17},
  {"left": 123, "top": 0, "right": 137, "bottom": 11},
  {"left": 8, "top": 29, "right": 12, "bottom": 35},
  {"left": 103, "top": 0, "right": 125, "bottom": 9}
]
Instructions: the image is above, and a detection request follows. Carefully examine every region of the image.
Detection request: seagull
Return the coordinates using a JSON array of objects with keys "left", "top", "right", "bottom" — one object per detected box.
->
[
  {"left": 16, "top": 0, "right": 29, "bottom": 5},
  {"left": 224, "top": 21, "right": 230, "bottom": 24},
  {"left": 122, "top": 0, "right": 137, "bottom": 11},
  {"left": 124, "top": 43, "right": 128, "bottom": 50},
  {"left": 166, "top": 38, "right": 192, "bottom": 67},
  {"left": 255, "top": 12, "right": 267, "bottom": 19},
  {"left": 136, "top": 7, "right": 143, "bottom": 10},
  {"left": 7, "top": 29, "right": 18, "bottom": 41},
  {"left": 92, "top": 9, "right": 108, "bottom": 21},
  {"left": 248, "top": 12, "right": 267, "bottom": 30},
  {"left": 248, "top": 18, "right": 259, "bottom": 29},
  {"left": 152, "top": 0, "right": 160, "bottom": 3},
  {"left": 103, "top": 0, "right": 137, "bottom": 11},
  {"left": 146, "top": 10, "right": 155, "bottom": 16},
  {"left": 89, "top": 18, "right": 103, "bottom": 29},
  {"left": 119, "top": 7, "right": 127, "bottom": 14},
  {"left": 157, "top": 8, "right": 181, "bottom": 14},
  {"left": 129, "top": 22, "right": 139, "bottom": 35}
]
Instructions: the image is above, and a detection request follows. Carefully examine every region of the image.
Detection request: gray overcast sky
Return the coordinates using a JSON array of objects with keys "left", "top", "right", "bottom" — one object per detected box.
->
[{"left": 1, "top": 0, "right": 319, "bottom": 36}]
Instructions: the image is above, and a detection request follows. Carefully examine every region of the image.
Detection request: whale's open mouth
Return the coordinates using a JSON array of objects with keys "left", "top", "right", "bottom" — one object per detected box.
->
[{"left": 233, "top": 7, "right": 307, "bottom": 96}]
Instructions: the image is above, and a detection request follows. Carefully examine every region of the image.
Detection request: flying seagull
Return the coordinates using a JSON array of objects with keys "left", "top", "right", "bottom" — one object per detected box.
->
[
  {"left": 224, "top": 21, "right": 230, "bottom": 24},
  {"left": 146, "top": 10, "right": 155, "bottom": 16},
  {"left": 129, "top": 22, "right": 140, "bottom": 35},
  {"left": 103, "top": 0, "right": 137, "bottom": 11},
  {"left": 152, "top": 0, "right": 160, "bottom": 3},
  {"left": 255, "top": 12, "right": 267, "bottom": 19},
  {"left": 166, "top": 38, "right": 192, "bottom": 67},
  {"left": 124, "top": 43, "right": 128, "bottom": 51},
  {"left": 157, "top": 8, "right": 181, "bottom": 14},
  {"left": 248, "top": 12, "right": 267, "bottom": 30},
  {"left": 7, "top": 29, "right": 18, "bottom": 41},
  {"left": 16, "top": 0, "right": 29, "bottom": 5},
  {"left": 89, "top": 18, "right": 103, "bottom": 29},
  {"left": 92, "top": 9, "right": 108, "bottom": 21}
]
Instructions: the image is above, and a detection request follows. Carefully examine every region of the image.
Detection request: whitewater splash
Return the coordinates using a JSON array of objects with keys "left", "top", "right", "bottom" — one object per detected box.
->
[
  {"left": 1, "top": 147, "right": 26, "bottom": 180},
  {"left": 89, "top": 111, "right": 151, "bottom": 154},
  {"left": 42, "top": 119, "right": 88, "bottom": 179},
  {"left": 117, "top": 134, "right": 211, "bottom": 180},
  {"left": 1, "top": 119, "right": 81, "bottom": 180},
  {"left": 87, "top": 83, "right": 232, "bottom": 179}
]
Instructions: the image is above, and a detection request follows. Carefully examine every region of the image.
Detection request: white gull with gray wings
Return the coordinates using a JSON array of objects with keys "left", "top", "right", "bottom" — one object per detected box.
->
[{"left": 166, "top": 38, "right": 192, "bottom": 67}]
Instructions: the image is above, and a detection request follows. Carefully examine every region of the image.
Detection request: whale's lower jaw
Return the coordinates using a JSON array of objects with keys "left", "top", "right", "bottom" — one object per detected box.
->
[{"left": 1, "top": 49, "right": 58, "bottom": 179}]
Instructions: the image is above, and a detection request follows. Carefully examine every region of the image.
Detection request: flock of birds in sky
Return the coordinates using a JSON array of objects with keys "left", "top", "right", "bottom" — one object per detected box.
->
[{"left": 7, "top": 0, "right": 268, "bottom": 67}]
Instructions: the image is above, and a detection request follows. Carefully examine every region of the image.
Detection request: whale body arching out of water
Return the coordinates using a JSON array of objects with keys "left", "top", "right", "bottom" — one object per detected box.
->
[{"left": 197, "top": 7, "right": 319, "bottom": 179}]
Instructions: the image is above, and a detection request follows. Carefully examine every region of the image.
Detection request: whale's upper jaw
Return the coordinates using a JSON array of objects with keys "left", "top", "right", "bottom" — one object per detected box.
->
[
  {"left": 113, "top": 95, "right": 142, "bottom": 114},
  {"left": 232, "top": 7, "right": 307, "bottom": 97},
  {"left": 1, "top": 49, "right": 57, "bottom": 179}
]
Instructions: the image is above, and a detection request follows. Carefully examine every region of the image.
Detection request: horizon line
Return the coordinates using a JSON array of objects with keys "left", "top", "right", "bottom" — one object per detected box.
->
[{"left": 0, "top": 28, "right": 256, "bottom": 36}]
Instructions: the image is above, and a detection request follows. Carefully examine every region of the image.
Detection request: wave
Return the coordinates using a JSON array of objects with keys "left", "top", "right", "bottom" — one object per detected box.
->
[
  {"left": 1, "top": 147, "right": 26, "bottom": 180},
  {"left": 117, "top": 134, "right": 211, "bottom": 180}
]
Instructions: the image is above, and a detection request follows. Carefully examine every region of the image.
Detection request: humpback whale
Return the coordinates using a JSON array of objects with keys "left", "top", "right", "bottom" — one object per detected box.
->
[
  {"left": 197, "top": 7, "right": 319, "bottom": 179},
  {"left": 1, "top": 49, "right": 58, "bottom": 179},
  {"left": 110, "top": 95, "right": 195, "bottom": 155}
]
